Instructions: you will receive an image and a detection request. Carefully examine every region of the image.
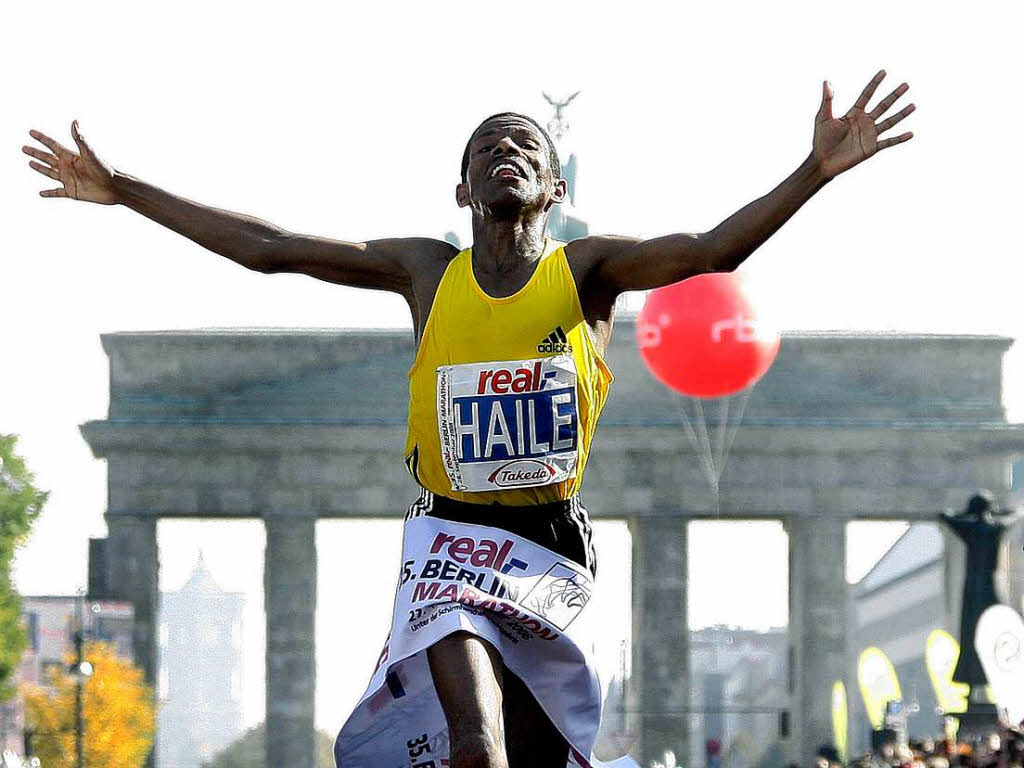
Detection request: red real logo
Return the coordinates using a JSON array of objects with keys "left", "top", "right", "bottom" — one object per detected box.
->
[
  {"left": 477, "top": 362, "right": 548, "bottom": 395},
  {"left": 429, "top": 532, "right": 515, "bottom": 571}
]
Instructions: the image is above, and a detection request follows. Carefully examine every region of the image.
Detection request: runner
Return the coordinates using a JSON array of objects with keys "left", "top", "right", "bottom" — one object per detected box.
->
[{"left": 24, "top": 70, "right": 914, "bottom": 767}]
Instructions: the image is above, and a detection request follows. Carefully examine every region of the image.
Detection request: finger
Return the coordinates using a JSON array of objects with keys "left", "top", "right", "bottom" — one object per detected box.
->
[
  {"left": 70, "top": 119, "right": 97, "bottom": 160},
  {"left": 22, "top": 145, "right": 59, "bottom": 166},
  {"left": 71, "top": 119, "right": 89, "bottom": 152},
  {"left": 869, "top": 82, "right": 910, "bottom": 120},
  {"left": 39, "top": 188, "right": 68, "bottom": 198},
  {"left": 29, "top": 161, "right": 60, "bottom": 181},
  {"left": 876, "top": 103, "right": 915, "bottom": 134},
  {"left": 29, "top": 129, "right": 71, "bottom": 156},
  {"left": 853, "top": 69, "right": 886, "bottom": 112},
  {"left": 877, "top": 132, "right": 913, "bottom": 151},
  {"left": 816, "top": 80, "right": 833, "bottom": 122}
]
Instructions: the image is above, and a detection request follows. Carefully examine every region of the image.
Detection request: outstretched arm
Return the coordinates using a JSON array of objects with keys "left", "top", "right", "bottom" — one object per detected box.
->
[
  {"left": 937, "top": 510, "right": 974, "bottom": 542},
  {"left": 23, "top": 121, "right": 451, "bottom": 294},
  {"left": 588, "top": 70, "right": 915, "bottom": 293}
]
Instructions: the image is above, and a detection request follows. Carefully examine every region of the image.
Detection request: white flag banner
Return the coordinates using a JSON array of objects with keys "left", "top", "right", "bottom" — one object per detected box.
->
[
  {"left": 334, "top": 515, "right": 638, "bottom": 768},
  {"left": 974, "top": 604, "right": 1024, "bottom": 727}
]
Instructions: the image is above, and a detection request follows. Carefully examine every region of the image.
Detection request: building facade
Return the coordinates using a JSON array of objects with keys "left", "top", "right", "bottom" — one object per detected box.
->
[{"left": 157, "top": 554, "right": 244, "bottom": 768}]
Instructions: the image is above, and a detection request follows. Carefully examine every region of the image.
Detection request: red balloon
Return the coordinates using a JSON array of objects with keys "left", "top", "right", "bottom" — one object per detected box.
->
[{"left": 636, "top": 272, "right": 780, "bottom": 398}]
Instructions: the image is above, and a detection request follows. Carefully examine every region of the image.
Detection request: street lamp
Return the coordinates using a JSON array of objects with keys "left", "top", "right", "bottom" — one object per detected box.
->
[{"left": 67, "top": 593, "right": 93, "bottom": 768}]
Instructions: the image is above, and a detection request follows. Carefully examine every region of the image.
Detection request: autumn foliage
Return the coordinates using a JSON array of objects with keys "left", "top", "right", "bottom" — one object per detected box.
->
[{"left": 22, "top": 640, "right": 156, "bottom": 768}]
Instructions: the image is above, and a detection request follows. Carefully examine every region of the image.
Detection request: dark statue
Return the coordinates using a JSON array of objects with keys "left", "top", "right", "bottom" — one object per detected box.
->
[{"left": 938, "top": 490, "right": 1020, "bottom": 686}]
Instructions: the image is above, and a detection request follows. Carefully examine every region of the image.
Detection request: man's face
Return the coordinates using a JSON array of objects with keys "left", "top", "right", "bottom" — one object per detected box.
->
[{"left": 457, "top": 117, "right": 565, "bottom": 215}]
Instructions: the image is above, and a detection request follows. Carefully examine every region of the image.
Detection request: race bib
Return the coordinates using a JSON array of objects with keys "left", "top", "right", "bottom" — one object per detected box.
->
[{"left": 436, "top": 356, "right": 579, "bottom": 492}]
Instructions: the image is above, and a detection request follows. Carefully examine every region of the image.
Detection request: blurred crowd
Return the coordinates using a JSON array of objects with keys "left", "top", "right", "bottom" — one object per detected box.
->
[{"left": 816, "top": 728, "right": 1024, "bottom": 768}]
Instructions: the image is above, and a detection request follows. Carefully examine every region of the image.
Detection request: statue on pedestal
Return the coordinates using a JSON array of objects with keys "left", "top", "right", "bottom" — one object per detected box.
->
[
  {"left": 542, "top": 90, "right": 581, "bottom": 141},
  {"left": 542, "top": 91, "right": 588, "bottom": 243},
  {"left": 938, "top": 491, "right": 1020, "bottom": 687}
]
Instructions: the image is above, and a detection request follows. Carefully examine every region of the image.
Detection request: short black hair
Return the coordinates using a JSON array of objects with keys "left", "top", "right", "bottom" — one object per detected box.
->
[{"left": 461, "top": 112, "right": 561, "bottom": 183}]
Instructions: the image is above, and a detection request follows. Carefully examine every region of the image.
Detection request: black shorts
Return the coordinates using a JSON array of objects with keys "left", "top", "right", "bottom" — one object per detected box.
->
[{"left": 405, "top": 489, "right": 598, "bottom": 579}]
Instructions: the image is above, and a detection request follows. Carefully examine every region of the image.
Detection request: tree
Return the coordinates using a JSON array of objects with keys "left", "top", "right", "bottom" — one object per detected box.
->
[
  {"left": 201, "top": 722, "right": 337, "bottom": 768},
  {"left": 22, "top": 640, "right": 156, "bottom": 768},
  {"left": 0, "top": 433, "right": 47, "bottom": 700}
]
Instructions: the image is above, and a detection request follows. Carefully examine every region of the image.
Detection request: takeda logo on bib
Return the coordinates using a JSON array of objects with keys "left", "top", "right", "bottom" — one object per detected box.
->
[{"left": 487, "top": 459, "right": 557, "bottom": 487}]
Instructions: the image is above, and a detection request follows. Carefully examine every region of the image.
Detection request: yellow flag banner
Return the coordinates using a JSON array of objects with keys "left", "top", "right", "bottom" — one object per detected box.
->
[
  {"left": 857, "top": 647, "right": 902, "bottom": 730},
  {"left": 831, "top": 680, "right": 849, "bottom": 764},
  {"left": 924, "top": 629, "right": 969, "bottom": 714}
]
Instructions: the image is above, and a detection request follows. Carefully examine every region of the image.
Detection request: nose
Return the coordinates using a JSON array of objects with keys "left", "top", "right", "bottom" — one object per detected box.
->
[{"left": 492, "top": 137, "right": 522, "bottom": 157}]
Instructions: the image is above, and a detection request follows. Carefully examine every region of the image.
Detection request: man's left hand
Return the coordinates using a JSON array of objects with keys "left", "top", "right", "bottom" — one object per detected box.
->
[{"left": 813, "top": 69, "right": 915, "bottom": 179}]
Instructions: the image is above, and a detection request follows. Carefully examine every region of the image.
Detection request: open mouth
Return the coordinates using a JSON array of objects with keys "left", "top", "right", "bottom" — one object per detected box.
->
[{"left": 488, "top": 161, "right": 527, "bottom": 181}]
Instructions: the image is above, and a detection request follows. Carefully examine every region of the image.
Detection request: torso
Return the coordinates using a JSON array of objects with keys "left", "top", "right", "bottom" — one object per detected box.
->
[{"left": 402, "top": 238, "right": 615, "bottom": 503}]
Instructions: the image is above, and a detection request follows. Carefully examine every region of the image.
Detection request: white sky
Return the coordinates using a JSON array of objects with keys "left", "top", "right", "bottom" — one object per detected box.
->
[{"left": 4, "top": 0, "right": 1022, "bottom": 733}]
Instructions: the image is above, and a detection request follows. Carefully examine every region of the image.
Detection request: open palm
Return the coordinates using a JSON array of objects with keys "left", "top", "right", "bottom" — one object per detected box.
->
[
  {"left": 814, "top": 70, "right": 915, "bottom": 179},
  {"left": 22, "top": 120, "right": 117, "bottom": 204}
]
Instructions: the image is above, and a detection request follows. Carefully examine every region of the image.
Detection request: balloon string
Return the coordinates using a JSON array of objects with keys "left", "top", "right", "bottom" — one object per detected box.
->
[
  {"left": 713, "top": 396, "right": 730, "bottom": 474},
  {"left": 689, "top": 398, "right": 718, "bottom": 488},
  {"left": 718, "top": 386, "right": 753, "bottom": 479},
  {"left": 693, "top": 397, "right": 722, "bottom": 518},
  {"left": 693, "top": 398, "right": 716, "bottom": 479},
  {"left": 677, "top": 396, "right": 719, "bottom": 510}
]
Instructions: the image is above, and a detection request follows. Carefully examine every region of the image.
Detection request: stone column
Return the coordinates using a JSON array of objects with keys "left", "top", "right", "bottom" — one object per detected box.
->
[
  {"left": 104, "top": 514, "right": 159, "bottom": 767},
  {"left": 629, "top": 516, "right": 689, "bottom": 765},
  {"left": 786, "top": 516, "right": 847, "bottom": 767},
  {"left": 264, "top": 513, "right": 317, "bottom": 768}
]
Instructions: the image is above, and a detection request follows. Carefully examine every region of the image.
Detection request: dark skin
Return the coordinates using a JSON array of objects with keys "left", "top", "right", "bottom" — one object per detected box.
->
[{"left": 24, "top": 70, "right": 914, "bottom": 768}]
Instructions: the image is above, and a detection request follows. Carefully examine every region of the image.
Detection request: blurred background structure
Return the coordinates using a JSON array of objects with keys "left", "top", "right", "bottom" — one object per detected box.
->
[
  {"left": 76, "top": 323, "right": 1024, "bottom": 767},
  {"left": 153, "top": 553, "right": 244, "bottom": 768}
]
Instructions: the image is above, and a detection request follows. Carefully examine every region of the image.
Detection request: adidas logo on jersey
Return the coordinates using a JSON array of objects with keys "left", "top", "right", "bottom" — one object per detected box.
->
[{"left": 537, "top": 325, "right": 572, "bottom": 354}]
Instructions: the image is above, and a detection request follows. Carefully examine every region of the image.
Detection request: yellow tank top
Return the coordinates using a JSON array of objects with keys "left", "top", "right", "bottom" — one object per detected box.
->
[{"left": 404, "top": 237, "right": 614, "bottom": 505}]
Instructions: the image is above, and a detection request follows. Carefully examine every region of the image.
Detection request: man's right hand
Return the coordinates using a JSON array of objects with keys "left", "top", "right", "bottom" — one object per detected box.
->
[
  {"left": 23, "top": 120, "right": 117, "bottom": 205},
  {"left": 19, "top": 119, "right": 453, "bottom": 339}
]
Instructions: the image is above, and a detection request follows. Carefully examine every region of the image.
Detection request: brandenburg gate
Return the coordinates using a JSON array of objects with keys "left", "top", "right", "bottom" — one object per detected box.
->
[{"left": 81, "top": 319, "right": 1024, "bottom": 766}]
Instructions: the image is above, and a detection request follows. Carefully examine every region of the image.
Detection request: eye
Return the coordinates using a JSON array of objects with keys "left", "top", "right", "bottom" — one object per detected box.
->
[
  {"left": 477, "top": 144, "right": 494, "bottom": 154},
  {"left": 523, "top": 141, "right": 540, "bottom": 150}
]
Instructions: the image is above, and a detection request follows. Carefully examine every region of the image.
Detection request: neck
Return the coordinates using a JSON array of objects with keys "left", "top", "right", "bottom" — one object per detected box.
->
[{"left": 470, "top": 208, "right": 548, "bottom": 275}]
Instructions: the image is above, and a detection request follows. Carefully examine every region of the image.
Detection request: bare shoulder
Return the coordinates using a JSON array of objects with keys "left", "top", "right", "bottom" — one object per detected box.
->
[
  {"left": 563, "top": 235, "right": 641, "bottom": 332},
  {"left": 375, "top": 236, "right": 458, "bottom": 271},
  {"left": 564, "top": 235, "right": 642, "bottom": 275},
  {"left": 405, "top": 238, "right": 460, "bottom": 340},
  {"left": 406, "top": 237, "right": 459, "bottom": 285},
  {"left": 563, "top": 235, "right": 641, "bottom": 298},
  {"left": 373, "top": 237, "right": 456, "bottom": 298}
]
